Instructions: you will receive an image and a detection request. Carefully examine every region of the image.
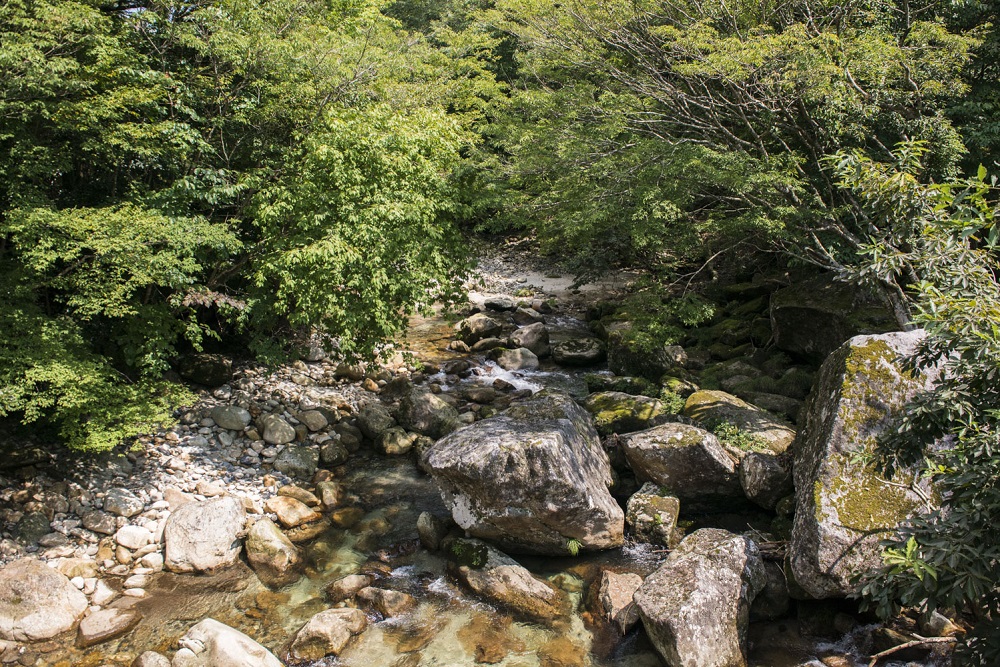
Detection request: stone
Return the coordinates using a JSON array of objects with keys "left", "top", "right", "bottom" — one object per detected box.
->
[
  {"left": 356, "top": 401, "right": 397, "bottom": 440},
  {"left": 164, "top": 496, "right": 246, "bottom": 574},
  {"left": 288, "top": 608, "right": 367, "bottom": 661},
  {"left": 425, "top": 390, "right": 623, "bottom": 555},
  {"left": 0, "top": 558, "right": 88, "bottom": 641},
  {"left": 489, "top": 347, "right": 539, "bottom": 371},
  {"left": 471, "top": 337, "right": 507, "bottom": 353},
  {"left": 210, "top": 406, "right": 252, "bottom": 431},
  {"left": 397, "top": 389, "right": 460, "bottom": 439},
  {"left": 551, "top": 337, "right": 606, "bottom": 366},
  {"left": 171, "top": 618, "right": 282, "bottom": 667},
  {"left": 320, "top": 439, "right": 349, "bottom": 466},
  {"left": 580, "top": 391, "right": 672, "bottom": 435},
  {"left": 164, "top": 487, "right": 195, "bottom": 509},
  {"left": 510, "top": 322, "right": 550, "bottom": 357},
  {"left": 246, "top": 518, "right": 302, "bottom": 588},
  {"left": 295, "top": 410, "right": 327, "bottom": 432},
  {"left": 356, "top": 587, "right": 417, "bottom": 617},
  {"left": 76, "top": 609, "right": 141, "bottom": 648},
  {"left": 264, "top": 496, "right": 322, "bottom": 529},
  {"left": 790, "top": 330, "right": 939, "bottom": 598},
  {"left": 377, "top": 427, "right": 418, "bottom": 456},
  {"left": 115, "top": 525, "right": 152, "bottom": 551},
  {"left": 750, "top": 562, "right": 790, "bottom": 621},
  {"left": 272, "top": 446, "right": 318, "bottom": 480},
  {"left": 598, "top": 571, "right": 643, "bottom": 634},
  {"left": 512, "top": 306, "right": 544, "bottom": 325},
  {"left": 325, "top": 574, "right": 372, "bottom": 603},
  {"left": 620, "top": 423, "right": 742, "bottom": 508},
  {"left": 457, "top": 313, "right": 503, "bottom": 344},
  {"left": 315, "top": 481, "right": 341, "bottom": 511},
  {"left": 82, "top": 510, "right": 117, "bottom": 535},
  {"left": 14, "top": 512, "right": 50, "bottom": 545},
  {"left": 607, "top": 325, "right": 685, "bottom": 381},
  {"left": 285, "top": 518, "right": 330, "bottom": 543},
  {"left": 683, "top": 390, "right": 797, "bottom": 454},
  {"left": 277, "top": 485, "right": 320, "bottom": 507},
  {"left": 484, "top": 296, "right": 516, "bottom": 311},
  {"left": 54, "top": 558, "right": 98, "bottom": 579},
  {"left": 176, "top": 354, "right": 232, "bottom": 387},
  {"left": 770, "top": 274, "right": 897, "bottom": 363},
  {"left": 739, "top": 452, "right": 793, "bottom": 510},
  {"left": 635, "top": 529, "right": 766, "bottom": 667},
  {"left": 416, "top": 512, "right": 450, "bottom": 552},
  {"left": 261, "top": 415, "right": 296, "bottom": 446},
  {"left": 133, "top": 652, "right": 171, "bottom": 667},
  {"left": 625, "top": 483, "right": 682, "bottom": 548},
  {"left": 448, "top": 539, "right": 566, "bottom": 623}
]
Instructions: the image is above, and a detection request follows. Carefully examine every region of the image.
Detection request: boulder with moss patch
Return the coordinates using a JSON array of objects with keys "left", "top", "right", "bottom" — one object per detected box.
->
[
  {"left": 683, "top": 390, "right": 796, "bottom": 454},
  {"left": 424, "top": 390, "right": 624, "bottom": 555},
  {"left": 580, "top": 391, "right": 672, "bottom": 435},
  {"left": 789, "top": 330, "right": 940, "bottom": 598}
]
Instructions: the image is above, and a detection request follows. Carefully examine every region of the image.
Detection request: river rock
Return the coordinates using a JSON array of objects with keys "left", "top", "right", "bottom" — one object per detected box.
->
[
  {"left": 769, "top": 274, "right": 897, "bottom": 363},
  {"left": 750, "top": 562, "right": 790, "bottom": 621},
  {"left": 177, "top": 354, "right": 232, "bottom": 387},
  {"left": 210, "top": 405, "right": 252, "bottom": 431},
  {"left": 625, "top": 482, "right": 682, "bottom": 547},
  {"left": 320, "top": 439, "right": 349, "bottom": 466},
  {"left": 116, "top": 525, "right": 152, "bottom": 550},
  {"left": 76, "top": 608, "right": 141, "bottom": 648},
  {"left": 551, "top": 337, "right": 606, "bottom": 366},
  {"left": 790, "top": 330, "right": 939, "bottom": 598},
  {"left": 288, "top": 608, "right": 367, "bottom": 661},
  {"left": 356, "top": 587, "right": 417, "bottom": 617},
  {"left": 0, "top": 558, "right": 89, "bottom": 641},
  {"left": 607, "top": 325, "right": 686, "bottom": 381},
  {"left": 104, "top": 488, "right": 144, "bottom": 518},
  {"left": 417, "top": 512, "right": 450, "bottom": 551},
  {"left": 264, "top": 496, "right": 321, "bottom": 528},
  {"left": 510, "top": 322, "right": 550, "bottom": 357},
  {"left": 171, "top": 618, "right": 282, "bottom": 667},
  {"left": 635, "top": 529, "right": 766, "bottom": 667},
  {"left": 297, "top": 410, "right": 329, "bottom": 432},
  {"left": 397, "top": 388, "right": 459, "bottom": 439},
  {"left": 357, "top": 401, "right": 397, "bottom": 440},
  {"left": 425, "top": 390, "right": 623, "bottom": 555},
  {"left": 739, "top": 452, "right": 793, "bottom": 510},
  {"left": 448, "top": 539, "right": 566, "bottom": 623},
  {"left": 598, "top": 571, "right": 643, "bottom": 634},
  {"left": 14, "top": 512, "right": 50, "bottom": 545},
  {"left": 490, "top": 347, "right": 539, "bottom": 371},
  {"left": 683, "top": 390, "right": 796, "bottom": 454},
  {"left": 325, "top": 574, "right": 372, "bottom": 603},
  {"left": 620, "top": 423, "right": 742, "bottom": 507},
  {"left": 458, "top": 313, "right": 504, "bottom": 344},
  {"left": 246, "top": 518, "right": 302, "bottom": 588},
  {"left": 261, "top": 415, "right": 296, "bottom": 446},
  {"left": 581, "top": 391, "right": 671, "bottom": 435},
  {"left": 134, "top": 652, "right": 171, "bottom": 667},
  {"left": 164, "top": 496, "right": 246, "bottom": 574},
  {"left": 272, "top": 446, "right": 318, "bottom": 480}
]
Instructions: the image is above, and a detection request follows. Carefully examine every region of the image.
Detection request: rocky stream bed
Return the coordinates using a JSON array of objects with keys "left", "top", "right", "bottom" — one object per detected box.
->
[{"left": 0, "top": 244, "right": 964, "bottom": 667}]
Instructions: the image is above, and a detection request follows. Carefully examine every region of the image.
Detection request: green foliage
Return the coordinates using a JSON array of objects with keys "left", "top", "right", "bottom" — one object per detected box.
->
[
  {"left": 832, "top": 145, "right": 1000, "bottom": 664},
  {"left": 712, "top": 421, "right": 770, "bottom": 453},
  {"left": 565, "top": 537, "right": 582, "bottom": 557},
  {"left": 610, "top": 288, "right": 716, "bottom": 356},
  {"left": 657, "top": 389, "right": 686, "bottom": 415}
]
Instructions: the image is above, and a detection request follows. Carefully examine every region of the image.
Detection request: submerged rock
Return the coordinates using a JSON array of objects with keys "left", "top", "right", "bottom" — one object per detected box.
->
[
  {"left": 635, "top": 529, "right": 766, "bottom": 667},
  {"left": 425, "top": 390, "right": 623, "bottom": 555},
  {"left": 598, "top": 570, "right": 644, "bottom": 634},
  {"left": 171, "top": 618, "right": 282, "bottom": 667},
  {"left": 0, "top": 558, "right": 88, "bottom": 641},
  {"left": 164, "top": 496, "right": 246, "bottom": 574},
  {"left": 76, "top": 608, "right": 141, "bottom": 648},
  {"left": 245, "top": 517, "right": 302, "bottom": 588},
  {"left": 683, "top": 390, "right": 796, "bottom": 454},
  {"left": 288, "top": 608, "right": 367, "bottom": 661},
  {"left": 790, "top": 330, "right": 939, "bottom": 598}
]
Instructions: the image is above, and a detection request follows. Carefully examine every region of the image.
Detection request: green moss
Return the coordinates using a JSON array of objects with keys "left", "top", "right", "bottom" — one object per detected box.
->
[
  {"left": 814, "top": 454, "right": 920, "bottom": 533},
  {"left": 838, "top": 339, "right": 917, "bottom": 446}
]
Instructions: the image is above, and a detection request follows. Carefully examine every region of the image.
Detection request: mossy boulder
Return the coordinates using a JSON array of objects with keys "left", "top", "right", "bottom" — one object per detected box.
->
[
  {"left": 584, "top": 374, "right": 658, "bottom": 397},
  {"left": 789, "top": 330, "right": 940, "bottom": 598},
  {"left": 551, "top": 337, "right": 607, "bottom": 366},
  {"left": 396, "top": 388, "right": 458, "bottom": 439},
  {"left": 580, "top": 391, "right": 672, "bottom": 435},
  {"left": 606, "top": 324, "right": 687, "bottom": 380},
  {"left": 769, "top": 274, "right": 897, "bottom": 363},
  {"left": 625, "top": 482, "right": 682, "bottom": 547},
  {"left": 424, "top": 390, "right": 624, "bottom": 555},
  {"left": 683, "top": 390, "right": 796, "bottom": 454}
]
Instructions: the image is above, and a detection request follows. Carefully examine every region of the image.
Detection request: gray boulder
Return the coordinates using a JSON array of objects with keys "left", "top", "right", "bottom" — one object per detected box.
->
[
  {"left": 489, "top": 347, "right": 539, "bottom": 371},
  {"left": 164, "top": 496, "right": 247, "bottom": 574},
  {"left": 0, "top": 558, "right": 88, "bottom": 641},
  {"left": 739, "top": 452, "right": 793, "bottom": 510},
  {"left": 551, "top": 337, "right": 606, "bottom": 366},
  {"left": 104, "top": 488, "right": 144, "bottom": 518},
  {"left": 790, "top": 330, "right": 939, "bottom": 598},
  {"left": 246, "top": 518, "right": 302, "bottom": 588},
  {"left": 397, "top": 389, "right": 459, "bottom": 439},
  {"left": 288, "top": 608, "right": 367, "bottom": 661},
  {"left": 356, "top": 401, "right": 397, "bottom": 440},
  {"left": 425, "top": 391, "right": 623, "bottom": 555},
  {"left": 171, "top": 618, "right": 282, "bottom": 667},
  {"left": 210, "top": 405, "right": 251, "bottom": 431},
  {"left": 510, "top": 322, "right": 550, "bottom": 357},
  {"left": 620, "top": 423, "right": 742, "bottom": 508},
  {"left": 625, "top": 482, "right": 682, "bottom": 547},
  {"left": 272, "top": 446, "right": 318, "bottom": 480},
  {"left": 683, "top": 390, "right": 796, "bottom": 454},
  {"left": 635, "top": 529, "right": 766, "bottom": 667},
  {"left": 458, "top": 313, "right": 503, "bottom": 344},
  {"left": 261, "top": 415, "right": 296, "bottom": 446},
  {"left": 580, "top": 391, "right": 671, "bottom": 435}
]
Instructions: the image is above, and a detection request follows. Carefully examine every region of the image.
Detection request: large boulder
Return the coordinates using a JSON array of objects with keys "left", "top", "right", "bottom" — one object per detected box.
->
[
  {"left": 580, "top": 391, "right": 671, "bottom": 435},
  {"left": 790, "top": 330, "right": 939, "bottom": 598},
  {"left": 620, "top": 423, "right": 742, "bottom": 508},
  {"left": 211, "top": 405, "right": 252, "bottom": 431},
  {"left": 458, "top": 313, "right": 503, "bottom": 345},
  {"left": 245, "top": 518, "right": 303, "bottom": 588},
  {"left": 489, "top": 347, "right": 539, "bottom": 371},
  {"left": 0, "top": 558, "right": 88, "bottom": 641},
  {"left": 447, "top": 539, "right": 567, "bottom": 623},
  {"left": 164, "top": 496, "right": 247, "bottom": 574},
  {"left": 356, "top": 401, "right": 396, "bottom": 441},
  {"left": 683, "top": 390, "right": 796, "bottom": 454},
  {"left": 607, "top": 325, "right": 685, "bottom": 381},
  {"left": 769, "top": 274, "right": 897, "bottom": 363},
  {"left": 288, "top": 608, "right": 367, "bottom": 661},
  {"left": 739, "top": 452, "right": 793, "bottom": 511},
  {"left": 551, "top": 337, "right": 606, "bottom": 367},
  {"left": 510, "top": 322, "right": 550, "bottom": 357},
  {"left": 634, "top": 529, "right": 766, "bottom": 667},
  {"left": 397, "top": 388, "right": 460, "bottom": 439},
  {"left": 171, "top": 618, "right": 282, "bottom": 667},
  {"left": 425, "top": 390, "right": 623, "bottom": 555}
]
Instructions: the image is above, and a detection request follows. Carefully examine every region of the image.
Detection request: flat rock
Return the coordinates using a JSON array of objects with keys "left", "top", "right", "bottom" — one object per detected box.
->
[
  {"left": 104, "top": 488, "right": 144, "bottom": 518},
  {"left": 289, "top": 608, "right": 367, "bottom": 661},
  {"left": 76, "top": 608, "right": 141, "bottom": 648},
  {"left": 171, "top": 618, "right": 282, "bottom": 667},
  {"left": 246, "top": 518, "right": 302, "bottom": 588},
  {"left": 683, "top": 390, "right": 796, "bottom": 454},
  {"left": 264, "top": 496, "right": 321, "bottom": 529},
  {"left": 551, "top": 337, "right": 606, "bottom": 367},
  {"left": 210, "top": 405, "right": 252, "bottom": 431},
  {"left": 581, "top": 391, "right": 671, "bottom": 435}
]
